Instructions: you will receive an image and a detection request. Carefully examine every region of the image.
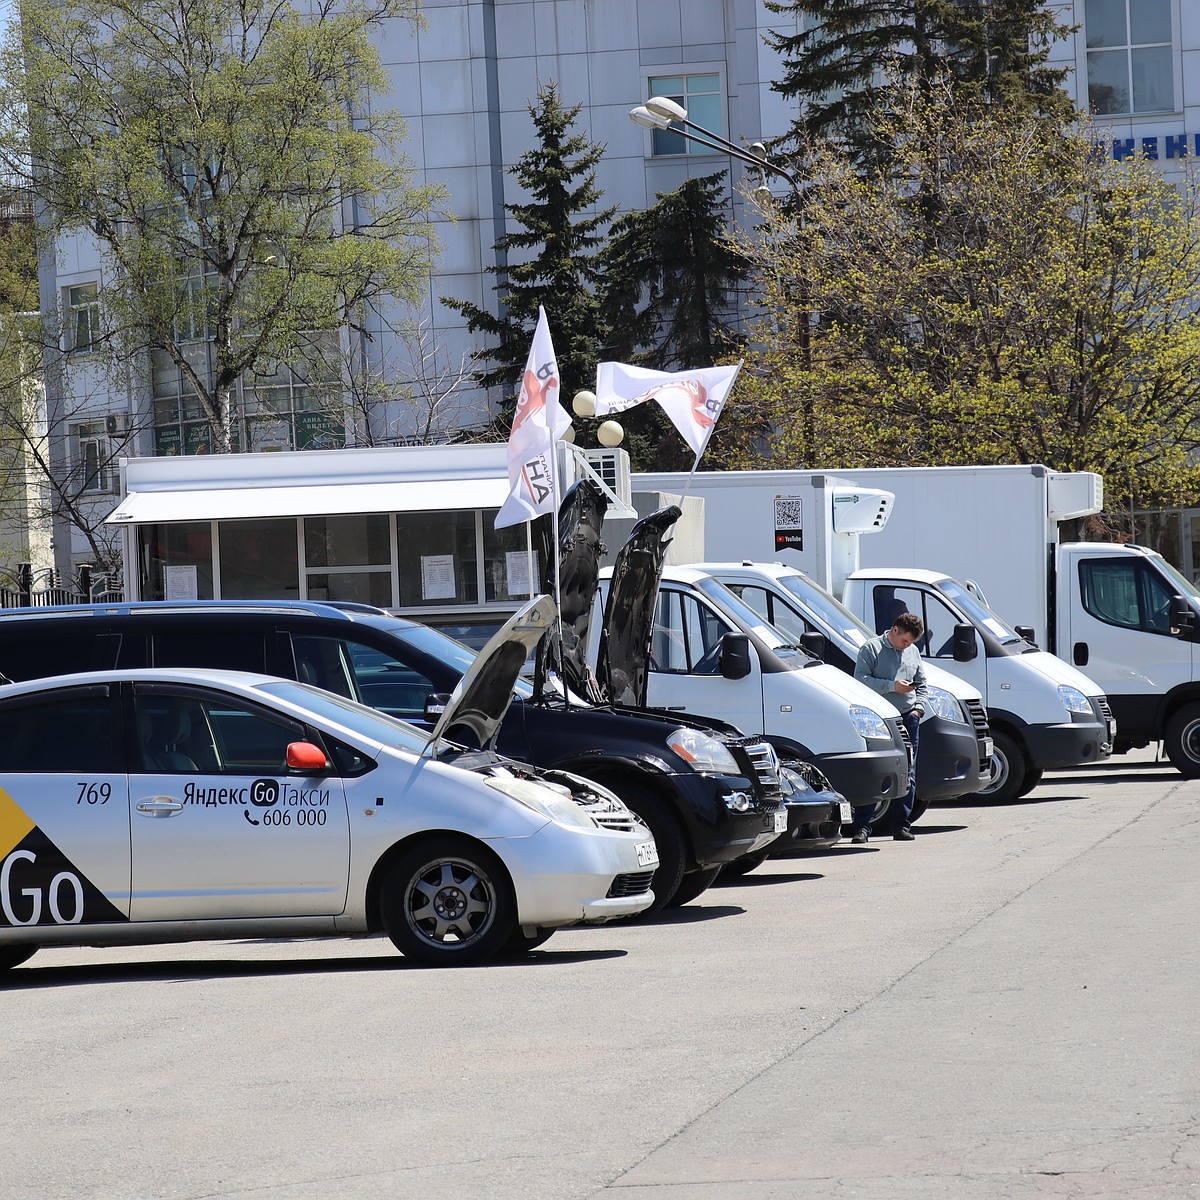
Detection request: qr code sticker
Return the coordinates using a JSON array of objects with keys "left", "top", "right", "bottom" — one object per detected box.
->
[{"left": 774, "top": 498, "right": 803, "bottom": 528}]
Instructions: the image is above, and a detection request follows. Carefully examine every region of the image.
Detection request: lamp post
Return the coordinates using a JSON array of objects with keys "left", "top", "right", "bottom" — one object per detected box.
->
[
  {"left": 628, "top": 97, "right": 813, "bottom": 461},
  {"left": 629, "top": 97, "right": 802, "bottom": 202}
]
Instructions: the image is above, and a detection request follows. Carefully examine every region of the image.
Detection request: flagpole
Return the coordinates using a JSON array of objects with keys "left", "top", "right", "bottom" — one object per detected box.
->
[{"left": 550, "top": 437, "right": 567, "bottom": 711}]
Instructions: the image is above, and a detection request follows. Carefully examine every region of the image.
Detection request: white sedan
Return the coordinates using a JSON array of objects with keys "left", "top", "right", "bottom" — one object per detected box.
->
[{"left": 0, "top": 668, "right": 657, "bottom": 968}]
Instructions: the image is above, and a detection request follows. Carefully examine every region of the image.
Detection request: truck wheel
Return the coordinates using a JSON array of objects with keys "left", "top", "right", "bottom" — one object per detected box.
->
[
  {"left": 620, "top": 787, "right": 686, "bottom": 913},
  {"left": 666, "top": 866, "right": 722, "bottom": 907},
  {"left": 975, "top": 730, "right": 1027, "bottom": 803},
  {"left": 1165, "top": 704, "right": 1200, "bottom": 777},
  {"left": 1015, "top": 768, "right": 1044, "bottom": 798}
]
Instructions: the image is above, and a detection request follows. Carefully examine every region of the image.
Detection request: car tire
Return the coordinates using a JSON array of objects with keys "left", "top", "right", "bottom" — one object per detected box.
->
[
  {"left": 716, "top": 851, "right": 769, "bottom": 879},
  {"left": 501, "top": 926, "right": 555, "bottom": 955},
  {"left": 380, "top": 836, "right": 515, "bottom": 966},
  {"left": 0, "top": 945, "right": 37, "bottom": 971},
  {"left": 619, "top": 787, "right": 686, "bottom": 913},
  {"left": 1165, "top": 703, "right": 1200, "bottom": 777},
  {"left": 665, "top": 866, "right": 722, "bottom": 907},
  {"left": 908, "top": 798, "right": 929, "bottom": 824},
  {"left": 975, "top": 730, "right": 1028, "bottom": 802}
]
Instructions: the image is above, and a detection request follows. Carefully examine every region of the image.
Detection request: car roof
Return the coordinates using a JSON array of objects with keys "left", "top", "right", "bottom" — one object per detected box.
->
[
  {"left": 0, "top": 666, "right": 285, "bottom": 697},
  {"left": 0, "top": 599, "right": 422, "bottom": 631}
]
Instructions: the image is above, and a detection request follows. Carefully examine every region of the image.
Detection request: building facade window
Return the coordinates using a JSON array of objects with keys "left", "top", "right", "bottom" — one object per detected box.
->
[
  {"left": 65, "top": 283, "right": 100, "bottom": 353},
  {"left": 647, "top": 73, "right": 723, "bottom": 156},
  {"left": 1085, "top": 0, "right": 1174, "bottom": 114},
  {"left": 72, "top": 422, "right": 109, "bottom": 493}
]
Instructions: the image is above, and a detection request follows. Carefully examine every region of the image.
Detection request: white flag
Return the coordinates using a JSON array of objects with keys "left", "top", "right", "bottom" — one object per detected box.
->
[
  {"left": 495, "top": 307, "right": 572, "bottom": 530},
  {"left": 594, "top": 361, "right": 742, "bottom": 459}
]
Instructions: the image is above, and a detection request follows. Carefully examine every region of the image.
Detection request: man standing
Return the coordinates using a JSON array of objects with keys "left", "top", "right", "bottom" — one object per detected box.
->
[{"left": 851, "top": 611, "right": 928, "bottom": 843}]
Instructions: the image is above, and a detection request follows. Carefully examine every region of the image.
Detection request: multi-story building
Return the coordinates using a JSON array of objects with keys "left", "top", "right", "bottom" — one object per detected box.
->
[{"left": 35, "top": 0, "right": 1200, "bottom": 575}]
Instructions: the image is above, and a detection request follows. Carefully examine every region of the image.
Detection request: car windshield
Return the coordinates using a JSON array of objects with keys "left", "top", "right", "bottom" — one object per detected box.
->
[
  {"left": 256, "top": 679, "right": 432, "bottom": 753},
  {"left": 935, "top": 578, "right": 1023, "bottom": 645},
  {"left": 383, "top": 620, "right": 535, "bottom": 700},
  {"left": 1148, "top": 553, "right": 1200, "bottom": 605},
  {"left": 777, "top": 574, "right": 872, "bottom": 649},
  {"left": 694, "top": 575, "right": 818, "bottom": 662}
]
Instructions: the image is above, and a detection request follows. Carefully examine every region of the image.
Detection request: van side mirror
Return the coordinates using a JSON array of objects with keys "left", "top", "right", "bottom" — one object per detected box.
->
[
  {"left": 800, "top": 630, "right": 826, "bottom": 661},
  {"left": 424, "top": 693, "right": 451, "bottom": 723},
  {"left": 952, "top": 623, "right": 978, "bottom": 662},
  {"left": 1014, "top": 625, "right": 1037, "bottom": 645},
  {"left": 720, "top": 633, "right": 753, "bottom": 680},
  {"left": 1170, "top": 594, "right": 1196, "bottom": 637}
]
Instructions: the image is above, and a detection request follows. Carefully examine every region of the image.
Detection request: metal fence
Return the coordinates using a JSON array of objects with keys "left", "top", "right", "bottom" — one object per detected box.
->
[{"left": 0, "top": 563, "right": 124, "bottom": 609}]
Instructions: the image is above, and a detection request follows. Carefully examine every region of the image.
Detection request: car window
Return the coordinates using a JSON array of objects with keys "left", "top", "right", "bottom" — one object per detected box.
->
[
  {"left": 0, "top": 691, "right": 117, "bottom": 773},
  {"left": 653, "top": 589, "right": 731, "bottom": 675},
  {"left": 293, "top": 635, "right": 435, "bottom": 719},
  {"left": 150, "top": 630, "right": 269, "bottom": 672},
  {"left": 291, "top": 636, "right": 360, "bottom": 701},
  {"left": 0, "top": 631, "right": 113, "bottom": 683},
  {"left": 1079, "top": 557, "right": 1176, "bottom": 634},
  {"left": 133, "top": 692, "right": 304, "bottom": 775}
]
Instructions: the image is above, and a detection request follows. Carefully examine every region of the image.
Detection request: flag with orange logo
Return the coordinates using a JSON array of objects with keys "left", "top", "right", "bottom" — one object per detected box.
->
[
  {"left": 495, "top": 307, "right": 572, "bottom": 530},
  {"left": 594, "top": 361, "right": 742, "bottom": 460}
]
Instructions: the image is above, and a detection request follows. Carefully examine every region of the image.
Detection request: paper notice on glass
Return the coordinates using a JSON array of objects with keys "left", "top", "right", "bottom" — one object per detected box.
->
[
  {"left": 164, "top": 565, "right": 198, "bottom": 600},
  {"left": 506, "top": 550, "right": 532, "bottom": 597},
  {"left": 421, "top": 554, "right": 456, "bottom": 601}
]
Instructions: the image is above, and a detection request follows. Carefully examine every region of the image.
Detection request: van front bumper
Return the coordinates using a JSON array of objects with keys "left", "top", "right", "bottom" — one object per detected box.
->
[
  {"left": 916, "top": 717, "right": 989, "bottom": 800},
  {"left": 1022, "top": 717, "right": 1111, "bottom": 770},
  {"left": 810, "top": 746, "right": 908, "bottom": 808}
]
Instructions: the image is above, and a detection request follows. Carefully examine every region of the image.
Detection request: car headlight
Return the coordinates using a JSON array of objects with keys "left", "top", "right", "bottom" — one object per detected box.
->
[
  {"left": 1057, "top": 685, "right": 1092, "bottom": 715},
  {"left": 923, "top": 686, "right": 967, "bottom": 724},
  {"left": 486, "top": 772, "right": 596, "bottom": 829},
  {"left": 850, "top": 705, "right": 890, "bottom": 740},
  {"left": 666, "top": 727, "right": 741, "bottom": 774}
]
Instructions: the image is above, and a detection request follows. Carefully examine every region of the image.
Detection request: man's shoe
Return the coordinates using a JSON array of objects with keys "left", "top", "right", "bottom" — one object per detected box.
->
[
  {"left": 893, "top": 829, "right": 915, "bottom": 841},
  {"left": 850, "top": 828, "right": 870, "bottom": 844}
]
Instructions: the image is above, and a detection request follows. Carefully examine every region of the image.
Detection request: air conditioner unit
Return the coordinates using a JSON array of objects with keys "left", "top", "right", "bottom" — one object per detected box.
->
[
  {"left": 105, "top": 412, "right": 125, "bottom": 437},
  {"left": 582, "top": 447, "right": 632, "bottom": 507}
]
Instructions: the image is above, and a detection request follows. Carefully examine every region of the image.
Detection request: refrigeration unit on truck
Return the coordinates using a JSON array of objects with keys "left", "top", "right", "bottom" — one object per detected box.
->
[{"left": 635, "top": 466, "right": 1115, "bottom": 798}]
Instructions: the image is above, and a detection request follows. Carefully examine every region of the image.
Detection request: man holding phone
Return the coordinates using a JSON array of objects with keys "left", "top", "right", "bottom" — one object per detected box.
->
[{"left": 850, "top": 611, "right": 928, "bottom": 843}]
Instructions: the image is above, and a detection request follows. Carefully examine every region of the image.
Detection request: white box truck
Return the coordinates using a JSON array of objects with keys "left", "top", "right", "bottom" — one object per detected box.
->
[{"left": 635, "top": 466, "right": 1129, "bottom": 793}]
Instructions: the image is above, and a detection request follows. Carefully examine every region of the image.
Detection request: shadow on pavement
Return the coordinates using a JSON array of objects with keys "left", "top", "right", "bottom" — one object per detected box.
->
[
  {"left": 631, "top": 903, "right": 746, "bottom": 928},
  {"left": 1, "top": 947, "right": 628, "bottom": 989},
  {"left": 714, "top": 871, "right": 825, "bottom": 887}
]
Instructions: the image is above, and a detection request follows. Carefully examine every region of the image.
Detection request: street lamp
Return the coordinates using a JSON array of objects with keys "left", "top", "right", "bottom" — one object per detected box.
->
[{"left": 630, "top": 97, "right": 802, "bottom": 201}]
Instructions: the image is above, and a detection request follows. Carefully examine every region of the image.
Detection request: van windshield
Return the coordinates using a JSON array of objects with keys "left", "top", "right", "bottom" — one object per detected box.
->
[
  {"left": 777, "top": 574, "right": 872, "bottom": 648},
  {"left": 934, "top": 578, "right": 1023, "bottom": 645}
]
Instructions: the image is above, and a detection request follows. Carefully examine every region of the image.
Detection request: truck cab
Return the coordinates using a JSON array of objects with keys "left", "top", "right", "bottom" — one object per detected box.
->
[
  {"left": 842, "top": 567, "right": 1114, "bottom": 801},
  {"left": 694, "top": 561, "right": 992, "bottom": 803}
]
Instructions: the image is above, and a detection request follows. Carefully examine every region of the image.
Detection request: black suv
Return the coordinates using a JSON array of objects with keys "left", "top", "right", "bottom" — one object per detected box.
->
[{"left": 0, "top": 595, "right": 788, "bottom": 911}]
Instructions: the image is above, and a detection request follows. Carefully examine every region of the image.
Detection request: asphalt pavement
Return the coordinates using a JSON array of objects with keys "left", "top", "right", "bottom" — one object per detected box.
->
[{"left": 2, "top": 748, "right": 1196, "bottom": 1199}]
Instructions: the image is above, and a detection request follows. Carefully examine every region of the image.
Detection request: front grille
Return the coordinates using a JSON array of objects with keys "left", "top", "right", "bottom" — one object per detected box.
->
[
  {"left": 892, "top": 716, "right": 912, "bottom": 753},
  {"left": 724, "top": 736, "right": 784, "bottom": 804},
  {"left": 590, "top": 811, "right": 640, "bottom": 832},
  {"left": 1095, "top": 696, "right": 1113, "bottom": 720},
  {"left": 607, "top": 871, "right": 655, "bottom": 898},
  {"left": 963, "top": 697, "right": 991, "bottom": 773}
]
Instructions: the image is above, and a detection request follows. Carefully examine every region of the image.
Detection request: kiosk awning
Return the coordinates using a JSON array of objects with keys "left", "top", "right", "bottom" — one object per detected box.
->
[{"left": 106, "top": 476, "right": 511, "bottom": 524}]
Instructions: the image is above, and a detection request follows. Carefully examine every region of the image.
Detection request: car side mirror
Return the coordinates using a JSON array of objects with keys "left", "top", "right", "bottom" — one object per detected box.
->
[
  {"left": 424, "top": 693, "right": 451, "bottom": 723},
  {"left": 286, "top": 741, "right": 330, "bottom": 771},
  {"left": 1170, "top": 594, "right": 1195, "bottom": 636},
  {"left": 952, "top": 623, "right": 978, "bottom": 662},
  {"left": 1014, "top": 625, "right": 1037, "bottom": 645},
  {"left": 800, "top": 631, "right": 826, "bottom": 661},
  {"left": 720, "top": 633, "right": 753, "bottom": 680}
]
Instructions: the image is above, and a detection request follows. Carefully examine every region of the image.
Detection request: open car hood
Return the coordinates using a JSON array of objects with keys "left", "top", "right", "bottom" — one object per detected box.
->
[
  {"left": 598, "top": 503, "right": 682, "bottom": 707},
  {"left": 426, "top": 595, "right": 556, "bottom": 751},
  {"left": 534, "top": 479, "right": 609, "bottom": 700}
]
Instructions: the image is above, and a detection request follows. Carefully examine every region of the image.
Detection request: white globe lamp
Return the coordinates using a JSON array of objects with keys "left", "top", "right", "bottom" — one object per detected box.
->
[
  {"left": 572, "top": 390, "right": 596, "bottom": 417},
  {"left": 597, "top": 420, "right": 624, "bottom": 447}
]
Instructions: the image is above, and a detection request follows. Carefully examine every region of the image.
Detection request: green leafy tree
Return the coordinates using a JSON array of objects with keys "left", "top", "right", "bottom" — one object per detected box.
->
[
  {"left": 446, "top": 82, "right": 616, "bottom": 417},
  {"left": 0, "top": 0, "right": 444, "bottom": 452},
  {"left": 764, "top": 0, "right": 1074, "bottom": 165},
  {"left": 732, "top": 91, "right": 1200, "bottom": 513}
]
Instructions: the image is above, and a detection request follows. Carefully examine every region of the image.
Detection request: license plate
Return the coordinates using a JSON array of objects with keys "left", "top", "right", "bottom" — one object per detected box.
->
[
  {"left": 838, "top": 801, "right": 852, "bottom": 822},
  {"left": 983, "top": 737, "right": 994, "bottom": 760},
  {"left": 774, "top": 810, "right": 788, "bottom": 833},
  {"left": 635, "top": 840, "right": 658, "bottom": 867}
]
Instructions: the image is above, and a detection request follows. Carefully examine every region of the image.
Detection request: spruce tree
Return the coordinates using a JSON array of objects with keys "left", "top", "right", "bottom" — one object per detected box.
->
[
  {"left": 764, "top": 0, "right": 1075, "bottom": 166},
  {"left": 600, "top": 173, "right": 747, "bottom": 370},
  {"left": 446, "top": 82, "right": 616, "bottom": 414}
]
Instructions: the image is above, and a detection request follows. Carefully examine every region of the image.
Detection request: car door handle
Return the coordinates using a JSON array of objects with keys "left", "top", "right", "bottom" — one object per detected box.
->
[{"left": 136, "top": 797, "right": 185, "bottom": 817}]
